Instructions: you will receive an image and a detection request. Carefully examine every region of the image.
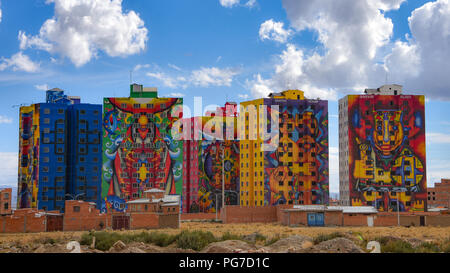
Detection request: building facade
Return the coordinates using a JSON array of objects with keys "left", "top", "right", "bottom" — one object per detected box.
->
[
  {"left": 339, "top": 84, "right": 427, "bottom": 212},
  {"left": 182, "top": 103, "right": 240, "bottom": 213},
  {"left": 428, "top": 179, "right": 450, "bottom": 208},
  {"left": 0, "top": 188, "right": 12, "bottom": 215},
  {"left": 101, "top": 84, "right": 183, "bottom": 212},
  {"left": 17, "top": 89, "right": 102, "bottom": 212},
  {"left": 239, "top": 90, "right": 329, "bottom": 207}
]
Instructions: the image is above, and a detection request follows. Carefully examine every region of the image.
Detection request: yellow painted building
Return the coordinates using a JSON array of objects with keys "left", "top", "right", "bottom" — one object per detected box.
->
[{"left": 239, "top": 90, "right": 330, "bottom": 207}]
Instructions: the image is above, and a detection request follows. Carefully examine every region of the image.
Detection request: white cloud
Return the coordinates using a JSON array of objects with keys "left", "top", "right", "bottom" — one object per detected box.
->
[
  {"left": 427, "top": 132, "right": 450, "bottom": 144},
  {"left": 0, "top": 1, "right": 2, "bottom": 23},
  {"left": 0, "top": 153, "right": 17, "bottom": 187},
  {"left": 191, "top": 67, "right": 238, "bottom": 87},
  {"left": 19, "top": 0, "right": 148, "bottom": 67},
  {"left": 133, "top": 64, "right": 150, "bottom": 72},
  {"left": 0, "top": 115, "right": 12, "bottom": 124},
  {"left": 35, "top": 84, "right": 49, "bottom": 91},
  {"left": 146, "top": 66, "right": 239, "bottom": 89},
  {"left": 219, "top": 0, "right": 240, "bottom": 8},
  {"left": 259, "top": 19, "right": 293, "bottom": 43},
  {"left": 0, "top": 52, "right": 40, "bottom": 73},
  {"left": 147, "top": 72, "right": 187, "bottom": 89},
  {"left": 248, "top": 0, "right": 408, "bottom": 100},
  {"left": 168, "top": 63, "right": 182, "bottom": 71},
  {"left": 246, "top": 44, "right": 338, "bottom": 100},
  {"left": 238, "top": 94, "right": 249, "bottom": 99},
  {"left": 384, "top": 0, "right": 450, "bottom": 99},
  {"left": 163, "top": 92, "right": 185, "bottom": 98},
  {"left": 219, "top": 0, "right": 256, "bottom": 8}
]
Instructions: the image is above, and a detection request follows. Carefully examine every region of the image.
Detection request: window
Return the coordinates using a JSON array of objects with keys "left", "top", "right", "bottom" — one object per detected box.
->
[
  {"left": 44, "top": 108, "right": 50, "bottom": 114},
  {"left": 73, "top": 206, "right": 80, "bottom": 212}
]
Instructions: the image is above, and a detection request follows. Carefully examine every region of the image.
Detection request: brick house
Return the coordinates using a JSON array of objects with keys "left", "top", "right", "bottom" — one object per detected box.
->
[
  {"left": 0, "top": 188, "right": 12, "bottom": 215},
  {"left": 428, "top": 179, "right": 450, "bottom": 208}
]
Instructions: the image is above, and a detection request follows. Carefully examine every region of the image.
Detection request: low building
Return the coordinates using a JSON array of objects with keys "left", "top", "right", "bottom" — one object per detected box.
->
[
  {"left": 0, "top": 208, "right": 63, "bottom": 233},
  {"left": 126, "top": 188, "right": 180, "bottom": 229},
  {"left": 428, "top": 179, "right": 450, "bottom": 209},
  {"left": 0, "top": 188, "right": 12, "bottom": 215},
  {"left": 281, "top": 205, "right": 378, "bottom": 227}
]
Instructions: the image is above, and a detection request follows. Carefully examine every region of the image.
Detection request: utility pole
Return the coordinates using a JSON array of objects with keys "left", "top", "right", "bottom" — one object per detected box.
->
[
  {"left": 222, "top": 144, "right": 225, "bottom": 211},
  {"left": 397, "top": 193, "right": 400, "bottom": 226}
]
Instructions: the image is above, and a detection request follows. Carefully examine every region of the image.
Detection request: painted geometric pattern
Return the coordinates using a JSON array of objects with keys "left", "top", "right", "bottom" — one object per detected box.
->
[
  {"left": 102, "top": 97, "right": 183, "bottom": 212},
  {"left": 264, "top": 101, "right": 329, "bottom": 206},
  {"left": 17, "top": 106, "right": 40, "bottom": 209},
  {"left": 348, "top": 95, "right": 427, "bottom": 212}
]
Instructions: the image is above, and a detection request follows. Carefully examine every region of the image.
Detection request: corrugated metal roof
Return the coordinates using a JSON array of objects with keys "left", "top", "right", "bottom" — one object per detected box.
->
[
  {"left": 126, "top": 198, "right": 151, "bottom": 204},
  {"left": 289, "top": 205, "right": 377, "bottom": 213}
]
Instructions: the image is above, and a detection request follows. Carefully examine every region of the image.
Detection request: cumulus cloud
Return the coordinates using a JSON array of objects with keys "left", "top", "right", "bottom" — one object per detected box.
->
[
  {"left": 146, "top": 66, "right": 239, "bottom": 89},
  {"left": 246, "top": 44, "right": 338, "bottom": 100},
  {"left": 259, "top": 19, "right": 293, "bottom": 43},
  {"left": 0, "top": 52, "right": 40, "bottom": 73},
  {"left": 19, "top": 0, "right": 148, "bottom": 67},
  {"left": 384, "top": 0, "right": 450, "bottom": 99},
  {"left": 0, "top": 115, "right": 12, "bottom": 124},
  {"left": 219, "top": 0, "right": 256, "bottom": 8},
  {"left": 247, "top": 0, "right": 408, "bottom": 100}
]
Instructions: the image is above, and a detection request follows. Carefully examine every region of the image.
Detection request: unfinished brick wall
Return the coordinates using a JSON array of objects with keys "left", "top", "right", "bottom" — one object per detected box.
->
[
  {"left": 343, "top": 214, "right": 371, "bottom": 226},
  {"left": 181, "top": 213, "right": 218, "bottom": 221},
  {"left": 426, "top": 215, "right": 450, "bottom": 226},
  {"left": 130, "top": 213, "right": 159, "bottom": 229},
  {"left": 222, "top": 206, "right": 278, "bottom": 224},
  {"left": 0, "top": 210, "right": 47, "bottom": 233},
  {"left": 0, "top": 188, "right": 12, "bottom": 215},
  {"left": 63, "top": 200, "right": 109, "bottom": 231},
  {"left": 159, "top": 214, "right": 180, "bottom": 228}
]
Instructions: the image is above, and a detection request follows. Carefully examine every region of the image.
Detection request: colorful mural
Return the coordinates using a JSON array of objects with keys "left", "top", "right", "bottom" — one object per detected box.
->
[
  {"left": 196, "top": 139, "right": 240, "bottom": 213},
  {"left": 17, "top": 105, "right": 40, "bottom": 209},
  {"left": 264, "top": 101, "right": 329, "bottom": 205},
  {"left": 348, "top": 95, "right": 427, "bottom": 212},
  {"left": 102, "top": 97, "right": 183, "bottom": 212}
]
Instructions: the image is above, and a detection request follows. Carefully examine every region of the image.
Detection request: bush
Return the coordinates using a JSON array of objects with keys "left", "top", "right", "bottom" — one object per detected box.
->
[
  {"left": 382, "top": 240, "right": 415, "bottom": 253},
  {"left": 221, "top": 232, "right": 243, "bottom": 241},
  {"left": 176, "top": 230, "right": 217, "bottom": 251},
  {"left": 313, "top": 232, "right": 345, "bottom": 244},
  {"left": 416, "top": 242, "right": 440, "bottom": 253},
  {"left": 440, "top": 238, "right": 450, "bottom": 253},
  {"left": 34, "top": 237, "right": 57, "bottom": 245},
  {"left": 265, "top": 234, "right": 281, "bottom": 246}
]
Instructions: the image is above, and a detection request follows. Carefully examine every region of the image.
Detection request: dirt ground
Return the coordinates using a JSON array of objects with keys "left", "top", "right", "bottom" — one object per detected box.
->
[{"left": 0, "top": 222, "right": 449, "bottom": 245}]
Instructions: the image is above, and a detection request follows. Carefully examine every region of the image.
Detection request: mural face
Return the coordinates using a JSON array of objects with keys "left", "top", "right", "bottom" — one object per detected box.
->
[
  {"left": 196, "top": 140, "right": 240, "bottom": 213},
  {"left": 348, "top": 95, "right": 426, "bottom": 212},
  {"left": 18, "top": 106, "right": 40, "bottom": 209},
  {"left": 102, "top": 97, "right": 183, "bottom": 212},
  {"left": 264, "top": 101, "right": 329, "bottom": 206}
]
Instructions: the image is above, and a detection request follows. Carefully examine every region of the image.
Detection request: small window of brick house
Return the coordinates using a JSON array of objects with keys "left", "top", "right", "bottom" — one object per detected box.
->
[{"left": 73, "top": 206, "right": 80, "bottom": 212}]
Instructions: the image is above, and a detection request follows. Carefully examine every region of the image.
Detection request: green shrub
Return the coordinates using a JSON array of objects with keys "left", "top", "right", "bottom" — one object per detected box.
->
[
  {"left": 265, "top": 234, "right": 281, "bottom": 246},
  {"left": 221, "top": 232, "right": 243, "bottom": 241},
  {"left": 382, "top": 240, "right": 415, "bottom": 253},
  {"left": 79, "top": 232, "right": 93, "bottom": 246},
  {"left": 416, "top": 242, "right": 440, "bottom": 253},
  {"left": 176, "top": 230, "right": 217, "bottom": 251},
  {"left": 440, "top": 238, "right": 450, "bottom": 253},
  {"left": 313, "top": 232, "right": 345, "bottom": 244}
]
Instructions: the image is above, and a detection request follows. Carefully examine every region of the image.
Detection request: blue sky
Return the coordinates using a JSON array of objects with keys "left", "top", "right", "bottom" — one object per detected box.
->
[{"left": 1, "top": 0, "right": 450, "bottom": 195}]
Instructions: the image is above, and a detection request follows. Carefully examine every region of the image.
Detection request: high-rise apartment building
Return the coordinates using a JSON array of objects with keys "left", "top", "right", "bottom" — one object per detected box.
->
[
  {"left": 17, "top": 89, "right": 102, "bottom": 212},
  {"left": 101, "top": 84, "right": 183, "bottom": 212},
  {"left": 239, "top": 90, "right": 329, "bottom": 207},
  {"left": 339, "top": 84, "right": 427, "bottom": 212},
  {"left": 182, "top": 103, "right": 240, "bottom": 213}
]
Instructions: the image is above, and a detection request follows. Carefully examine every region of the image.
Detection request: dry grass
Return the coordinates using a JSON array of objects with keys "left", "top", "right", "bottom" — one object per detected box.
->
[{"left": 1, "top": 223, "right": 449, "bottom": 245}]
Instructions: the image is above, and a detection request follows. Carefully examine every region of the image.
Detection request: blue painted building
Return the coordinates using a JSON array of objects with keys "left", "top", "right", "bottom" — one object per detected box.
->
[{"left": 17, "top": 89, "right": 102, "bottom": 212}]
